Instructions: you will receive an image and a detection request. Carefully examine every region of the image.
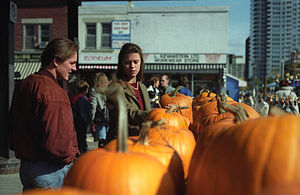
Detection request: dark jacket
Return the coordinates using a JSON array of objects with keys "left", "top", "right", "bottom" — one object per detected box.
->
[
  {"left": 106, "top": 80, "right": 151, "bottom": 142},
  {"left": 9, "top": 69, "right": 79, "bottom": 165}
]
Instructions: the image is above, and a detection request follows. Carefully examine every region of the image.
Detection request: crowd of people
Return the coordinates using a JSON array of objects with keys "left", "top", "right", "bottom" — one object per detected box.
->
[
  {"left": 8, "top": 38, "right": 299, "bottom": 192},
  {"left": 240, "top": 79, "right": 299, "bottom": 116}
]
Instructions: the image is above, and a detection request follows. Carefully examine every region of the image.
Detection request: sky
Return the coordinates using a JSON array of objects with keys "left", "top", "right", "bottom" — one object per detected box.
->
[{"left": 82, "top": 0, "right": 250, "bottom": 57}]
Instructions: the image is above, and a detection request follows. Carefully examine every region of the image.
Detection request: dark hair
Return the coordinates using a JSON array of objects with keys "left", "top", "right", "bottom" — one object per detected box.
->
[
  {"left": 40, "top": 38, "right": 78, "bottom": 68},
  {"left": 179, "top": 75, "right": 189, "bottom": 87},
  {"left": 279, "top": 79, "right": 290, "bottom": 87},
  {"left": 117, "top": 43, "right": 144, "bottom": 81}
]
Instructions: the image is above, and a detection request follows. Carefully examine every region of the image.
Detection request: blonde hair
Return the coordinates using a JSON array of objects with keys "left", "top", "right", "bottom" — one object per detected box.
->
[{"left": 93, "top": 72, "right": 109, "bottom": 94}]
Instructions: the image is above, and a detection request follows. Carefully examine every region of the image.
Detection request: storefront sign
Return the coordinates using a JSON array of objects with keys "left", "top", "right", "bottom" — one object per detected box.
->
[
  {"left": 79, "top": 53, "right": 118, "bottom": 64},
  {"left": 145, "top": 53, "right": 226, "bottom": 64},
  {"left": 14, "top": 53, "right": 41, "bottom": 62}
]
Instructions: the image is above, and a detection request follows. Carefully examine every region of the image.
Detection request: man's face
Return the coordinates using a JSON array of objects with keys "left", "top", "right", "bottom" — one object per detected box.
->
[
  {"left": 56, "top": 52, "right": 77, "bottom": 81},
  {"left": 160, "top": 75, "right": 169, "bottom": 88}
]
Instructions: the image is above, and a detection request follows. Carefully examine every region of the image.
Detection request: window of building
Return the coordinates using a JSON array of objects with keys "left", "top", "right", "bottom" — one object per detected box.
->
[
  {"left": 101, "top": 23, "right": 111, "bottom": 48},
  {"left": 39, "top": 24, "right": 50, "bottom": 48},
  {"left": 86, "top": 23, "right": 96, "bottom": 49},
  {"left": 24, "top": 24, "right": 35, "bottom": 49},
  {"left": 22, "top": 18, "right": 53, "bottom": 50}
]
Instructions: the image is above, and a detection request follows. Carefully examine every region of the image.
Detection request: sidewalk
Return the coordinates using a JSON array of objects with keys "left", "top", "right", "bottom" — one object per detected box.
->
[{"left": 0, "top": 133, "right": 98, "bottom": 195}]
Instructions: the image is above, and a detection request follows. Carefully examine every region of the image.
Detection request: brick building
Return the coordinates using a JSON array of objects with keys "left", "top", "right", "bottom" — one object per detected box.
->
[{"left": 14, "top": 7, "right": 68, "bottom": 80}]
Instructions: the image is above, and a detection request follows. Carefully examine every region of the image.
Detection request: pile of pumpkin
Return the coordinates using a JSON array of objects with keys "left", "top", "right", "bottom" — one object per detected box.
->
[{"left": 23, "top": 85, "right": 300, "bottom": 195}]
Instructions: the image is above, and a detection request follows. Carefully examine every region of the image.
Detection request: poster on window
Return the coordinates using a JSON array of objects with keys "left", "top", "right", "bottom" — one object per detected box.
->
[{"left": 111, "top": 20, "right": 131, "bottom": 49}]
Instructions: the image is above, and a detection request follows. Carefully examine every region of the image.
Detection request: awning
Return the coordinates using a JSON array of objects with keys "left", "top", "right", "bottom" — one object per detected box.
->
[
  {"left": 79, "top": 65, "right": 117, "bottom": 70},
  {"left": 14, "top": 62, "right": 41, "bottom": 80},
  {"left": 145, "top": 64, "right": 226, "bottom": 71},
  {"left": 226, "top": 74, "right": 247, "bottom": 87},
  {"left": 78, "top": 63, "right": 226, "bottom": 71}
]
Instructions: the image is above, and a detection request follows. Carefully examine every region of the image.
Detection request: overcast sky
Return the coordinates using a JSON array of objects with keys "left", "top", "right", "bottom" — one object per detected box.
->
[{"left": 83, "top": 0, "right": 250, "bottom": 57}]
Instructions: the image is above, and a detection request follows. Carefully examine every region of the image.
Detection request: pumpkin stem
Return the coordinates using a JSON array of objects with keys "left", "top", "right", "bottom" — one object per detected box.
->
[
  {"left": 166, "top": 105, "right": 178, "bottom": 113},
  {"left": 174, "top": 105, "right": 190, "bottom": 112},
  {"left": 150, "top": 119, "right": 166, "bottom": 127},
  {"left": 106, "top": 82, "right": 128, "bottom": 153},
  {"left": 169, "top": 86, "right": 183, "bottom": 97},
  {"left": 138, "top": 121, "right": 152, "bottom": 145},
  {"left": 217, "top": 95, "right": 227, "bottom": 114},
  {"left": 220, "top": 103, "right": 249, "bottom": 123}
]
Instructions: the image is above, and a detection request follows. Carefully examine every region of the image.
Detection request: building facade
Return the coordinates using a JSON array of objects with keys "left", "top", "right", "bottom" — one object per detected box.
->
[
  {"left": 14, "top": 7, "right": 69, "bottom": 81},
  {"left": 78, "top": 4, "right": 229, "bottom": 95},
  {"left": 250, "top": 0, "right": 300, "bottom": 81},
  {"left": 228, "top": 54, "right": 246, "bottom": 80}
]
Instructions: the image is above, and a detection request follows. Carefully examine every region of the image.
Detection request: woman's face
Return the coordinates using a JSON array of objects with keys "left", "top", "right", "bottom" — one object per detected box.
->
[
  {"left": 154, "top": 80, "right": 159, "bottom": 88},
  {"left": 122, "top": 52, "right": 141, "bottom": 82}
]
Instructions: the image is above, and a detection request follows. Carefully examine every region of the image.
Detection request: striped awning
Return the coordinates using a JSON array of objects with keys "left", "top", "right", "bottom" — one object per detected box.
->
[
  {"left": 145, "top": 64, "right": 226, "bottom": 71},
  {"left": 78, "top": 64, "right": 226, "bottom": 71},
  {"left": 14, "top": 62, "right": 41, "bottom": 80},
  {"left": 79, "top": 65, "right": 117, "bottom": 70}
]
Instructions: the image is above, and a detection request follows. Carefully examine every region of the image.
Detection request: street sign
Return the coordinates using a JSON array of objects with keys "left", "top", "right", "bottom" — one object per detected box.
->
[{"left": 10, "top": 1, "right": 17, "bottom": 24}]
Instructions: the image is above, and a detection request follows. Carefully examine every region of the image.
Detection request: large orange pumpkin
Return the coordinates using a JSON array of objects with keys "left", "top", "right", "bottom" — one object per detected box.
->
[
  {"left": 187, "top": 114, "right": 300, "bottom": 195},
  {"left": 159, "top": 86, "right": 193, "bottom": 125},
  {"left": 64, "top": 86, "right": 176, "bottom": 195},
  {"left": 105, "top": 121, "right": 185, "bottom": 195},
  {"left": 148, "top": 124, "right": 196, "bottom": 179},
  {"left": 145, "top": 106, "right": 190, "bottom": 129}
]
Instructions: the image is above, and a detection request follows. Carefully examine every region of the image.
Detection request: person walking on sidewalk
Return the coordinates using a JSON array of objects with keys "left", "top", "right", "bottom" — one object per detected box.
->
[
  {"left": 8, "top": 38, "right": 80, "bottom": 191},
  {"left": 71, "top": 80, "right": 91, "bottom": 154},
  {"left": 90, "top": 72, "right": 110, "bottom": 148}
]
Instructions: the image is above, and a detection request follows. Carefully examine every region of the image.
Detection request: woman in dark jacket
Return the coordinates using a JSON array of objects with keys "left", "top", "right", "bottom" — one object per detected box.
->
[{"left": 106, "top": 43, "right": 151, "bottom": 142}]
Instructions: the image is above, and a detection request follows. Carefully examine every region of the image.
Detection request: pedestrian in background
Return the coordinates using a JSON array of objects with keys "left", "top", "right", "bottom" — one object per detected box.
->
[
  {"left": 177, "top": 75, "right": 193, "bottom": 97},
  {"left": 147, "top": 76, "right": 161, "bottom": 109},
  {"left": 71, "top": 80, "right": 91, "bottom": 154},
  {"left": 90, "top": 72, "right": 110, "bottom": 148},
  {"left": 106, "top": 43, "right": 151, "bottom": 142},
  {"left": 9, "top": 38, "right": 79, "bottom": 191},
  {"left": 274, "top": 79, "right": 299, "bottom": 114},
  {"left": 160, "top": 74, "right": 175, "bottom": 95}
]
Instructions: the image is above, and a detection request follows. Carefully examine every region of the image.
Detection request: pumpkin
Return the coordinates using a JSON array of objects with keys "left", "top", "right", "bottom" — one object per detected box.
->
[
  {"left": 105, "top": 121, "right": 185, "bottom": 195},
  {"left": 145, "top": 106, "right": 190, "bottom": 129},
  {"left": 187, "top": 114, "right": 300, "bottom": 195},
  {"left": 159, "top": 86, "right": 193, "bottom": 125},
  {"left": 194, "top": 95, "right": 260, "bottom": 137},
  {"left": 21, "top": 187, "right": 98, "bottom": 195},
  {"left": 148, "top": 124, "right": 196, "bottom": 179},
  {"left": 64, "top": 84, "right": 176, "bottom": 195},
  {"left": 188, "top": 106, "right": 248, "bottom": 184}
]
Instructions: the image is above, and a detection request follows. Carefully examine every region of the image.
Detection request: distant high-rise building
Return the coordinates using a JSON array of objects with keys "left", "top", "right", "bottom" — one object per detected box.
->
[{"left": 250, "top": 0, "right": 300, "bottom": 80}]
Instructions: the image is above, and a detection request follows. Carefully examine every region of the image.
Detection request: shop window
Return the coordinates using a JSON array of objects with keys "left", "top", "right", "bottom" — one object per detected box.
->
[
  {"left": 86, "top": 23, "right": 96, "bottom": 49},
  {"left": 23, "top": 24, "right": 51, "bottom": 49},
  {"left": 101, "top": 23, "right": 111, "bottom": 48},
  {"left": 24, "top": 24, "right": 35, "bottom": 49}
]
